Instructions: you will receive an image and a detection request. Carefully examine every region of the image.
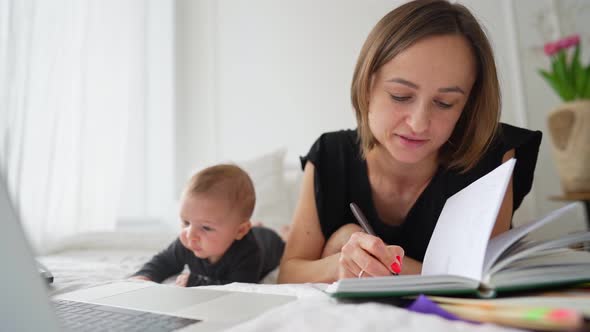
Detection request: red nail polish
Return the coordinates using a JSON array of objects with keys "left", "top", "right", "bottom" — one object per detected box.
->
[
  {"left": 391, "top": 262, "right": 401, "bottom": 274},
  {"left": 396, "top": 255, "right": 402, "bottom": 263}
]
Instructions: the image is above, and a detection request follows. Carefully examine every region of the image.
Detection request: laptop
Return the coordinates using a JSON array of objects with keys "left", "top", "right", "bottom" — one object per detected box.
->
[{"left": 0, "top": 175, "right": 295, "bottom": 332}]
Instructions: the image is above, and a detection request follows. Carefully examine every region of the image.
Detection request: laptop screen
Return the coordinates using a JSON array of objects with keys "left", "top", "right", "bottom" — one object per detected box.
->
[{"left": 0, "top": 175, "right": 62, "bottom": 332}]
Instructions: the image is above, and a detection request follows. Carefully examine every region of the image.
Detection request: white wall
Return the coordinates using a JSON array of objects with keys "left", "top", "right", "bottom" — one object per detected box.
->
[
  {"left": 174, "top": 0, "right": 588, "bottom": 235},
  {"left": 176, "top": 0, "right": 220, "bottom": 193},
  {"left": 215, "top": 0, "right": 401, "bottom": 163}
]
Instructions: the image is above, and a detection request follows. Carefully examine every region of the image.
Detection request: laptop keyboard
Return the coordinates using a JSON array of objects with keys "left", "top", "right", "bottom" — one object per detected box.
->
[{"left": 53, "top": 299, "right": 200, "bottom": 332}]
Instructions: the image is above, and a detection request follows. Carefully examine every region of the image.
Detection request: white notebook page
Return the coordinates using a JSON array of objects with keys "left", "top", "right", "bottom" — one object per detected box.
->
[{"left": 421, "top": 159, "right": 516, "bottom": 281}]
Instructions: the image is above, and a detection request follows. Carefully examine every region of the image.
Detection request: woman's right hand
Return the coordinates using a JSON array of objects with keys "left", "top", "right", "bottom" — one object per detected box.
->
[{"left": 338, "top": 232, "right": 404, "bottom": 280}]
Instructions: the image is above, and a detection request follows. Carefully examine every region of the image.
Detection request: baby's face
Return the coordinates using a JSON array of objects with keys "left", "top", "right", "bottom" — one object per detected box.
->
[{"left": 178, "top": 193, "right": 250, "bottom": 264}]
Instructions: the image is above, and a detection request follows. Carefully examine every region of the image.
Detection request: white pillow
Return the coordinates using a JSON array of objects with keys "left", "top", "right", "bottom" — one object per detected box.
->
[{"left": 238, "top": 149, "right": 292, "bottom": 232}]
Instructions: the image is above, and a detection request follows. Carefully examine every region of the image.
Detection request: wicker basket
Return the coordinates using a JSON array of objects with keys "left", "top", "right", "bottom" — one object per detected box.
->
[{"left": 548, "top": 100, "right": 590, "bottom": 193}]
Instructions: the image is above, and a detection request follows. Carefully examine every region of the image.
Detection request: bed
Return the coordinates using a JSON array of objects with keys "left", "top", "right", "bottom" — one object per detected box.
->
[
  {"left": 39, "top": 150, "right": 520, "bottom": 331},
  {"left": 39, "top": 231, "right": 519, "bottom": 332}
]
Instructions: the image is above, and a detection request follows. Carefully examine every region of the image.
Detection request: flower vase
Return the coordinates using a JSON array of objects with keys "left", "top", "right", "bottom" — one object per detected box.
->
[{"left": 547, "top": 100, "right": 590, "bottom": 193}]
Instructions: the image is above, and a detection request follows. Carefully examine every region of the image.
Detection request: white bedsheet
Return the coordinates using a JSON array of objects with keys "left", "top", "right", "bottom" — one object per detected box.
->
[
  {"left": 39, "top": 232, "right": 521, "bottom": 332},
  {"left": 40, "top": 230, "right": 178, "bottom": 296},
  {"left": 198, "top": 283, "right": 522, "bottom": 332}
]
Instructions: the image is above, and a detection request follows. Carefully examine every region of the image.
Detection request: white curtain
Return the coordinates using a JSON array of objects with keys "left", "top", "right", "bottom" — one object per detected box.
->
[{"left": 0, "top": 0, "right": 145, "bottom": 253}]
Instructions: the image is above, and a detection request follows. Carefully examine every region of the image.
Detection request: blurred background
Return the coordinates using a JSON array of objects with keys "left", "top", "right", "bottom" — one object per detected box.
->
[{"left": 1, "top": 0, "right": 588, "bottom": 253}]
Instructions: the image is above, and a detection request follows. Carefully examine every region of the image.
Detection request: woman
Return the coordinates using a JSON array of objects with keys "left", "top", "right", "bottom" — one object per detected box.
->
[{"left": 278, "top": 0, "right": 541, "bottom": 283}]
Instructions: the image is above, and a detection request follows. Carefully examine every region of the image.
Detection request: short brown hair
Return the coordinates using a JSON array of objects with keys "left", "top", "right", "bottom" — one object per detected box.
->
[
  {"left": 185, "top": 164, "right": 255, "bottom": 221},
  {"left": 351, "top": 0, "right": 500, "bottom": 172}
]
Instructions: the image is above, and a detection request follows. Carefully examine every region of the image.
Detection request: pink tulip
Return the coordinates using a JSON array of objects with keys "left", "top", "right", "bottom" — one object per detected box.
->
[
  {"left": 556, "top": 39, "right": 567, "bottom": 50},
  {"left": 539, "top": 33, "right": 586, "bottom": 101},
  {"left": 564, "top": 34, "right": 580, "bottom": 48},
  {"left": 544, "top": 42, "right": 559, "bottom": 56},
  {"left": 545, "top": 34, "right": 581, "bottom": 56}
]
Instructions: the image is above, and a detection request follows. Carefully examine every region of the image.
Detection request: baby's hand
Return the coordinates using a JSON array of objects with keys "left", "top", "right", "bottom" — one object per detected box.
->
[
  {"left": 175, "top": 273, "right": 189, "bottom": 287},
  {"left": 129, "top": 275, "right": 152, "bottom": 282}
]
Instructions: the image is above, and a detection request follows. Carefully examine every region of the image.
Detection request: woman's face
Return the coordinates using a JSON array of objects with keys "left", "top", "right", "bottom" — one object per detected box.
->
[{"left": 367, "top": 34, "right": 477, "bottom": 166}]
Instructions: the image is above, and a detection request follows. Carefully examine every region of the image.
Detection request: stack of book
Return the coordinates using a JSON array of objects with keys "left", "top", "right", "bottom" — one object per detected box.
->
[{"left": 426, "top": 287, "right": 590, "bottom": 331}]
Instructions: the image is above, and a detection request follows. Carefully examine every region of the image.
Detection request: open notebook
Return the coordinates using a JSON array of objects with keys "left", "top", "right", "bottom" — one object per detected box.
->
[{"left": 326, "top": 159, "right": 590, "bottom": 298}]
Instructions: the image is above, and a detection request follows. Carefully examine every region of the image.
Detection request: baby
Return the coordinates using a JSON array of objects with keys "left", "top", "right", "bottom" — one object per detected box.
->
[{"left": 132, "top": 164, "right": 284, "bottom": 286}]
